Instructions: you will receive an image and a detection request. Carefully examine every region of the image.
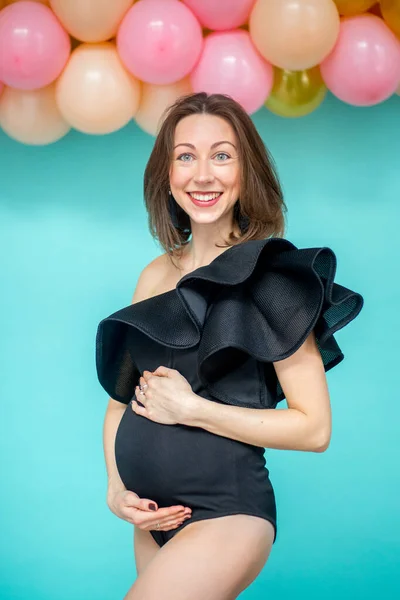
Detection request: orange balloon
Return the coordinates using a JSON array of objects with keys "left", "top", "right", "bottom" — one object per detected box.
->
[
  {"left": 368, "top": 3, "right": 383, "bottom": 17},
  {"left": 380, "top": 0, "right": 400, "bottom": 38},
  {"left": 56, "top": 42, "right": 141, "bottom": 134},
  {"left": 135, "top": 78, "right": 193, "bottom": 136},
  {"left": 6, "top": 0, "right": 49, "bottom": 4},
  {"left": 70, "top": 37, "right": 81, "bottom": 51},
  {"left": 249, "top": 0, "right": 340, "bottom": 70},
  {"left": 333, "top": 0, "right": 375, "bottom": 16},
  {"left": 50, "top": 0, "right": 134, "bottom": 42},
  {"left": 0, "top": 83, "right": 70, "bottom": 144}
]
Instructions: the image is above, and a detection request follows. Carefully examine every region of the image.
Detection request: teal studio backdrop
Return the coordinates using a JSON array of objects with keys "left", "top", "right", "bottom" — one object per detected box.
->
[{"left": 0, "top": 92, "right": 399, "bottom": 600}]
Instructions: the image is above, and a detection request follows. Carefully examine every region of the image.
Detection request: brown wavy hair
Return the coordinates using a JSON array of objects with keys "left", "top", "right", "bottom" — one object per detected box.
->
[{"left": 143, "top": 92, "right": 287, "bottom": 257}]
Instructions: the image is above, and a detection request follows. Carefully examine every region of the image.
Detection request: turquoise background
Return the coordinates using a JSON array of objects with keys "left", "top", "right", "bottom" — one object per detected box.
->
[{"left": 1, "top": 93, "right": 398, "bottom": 599}]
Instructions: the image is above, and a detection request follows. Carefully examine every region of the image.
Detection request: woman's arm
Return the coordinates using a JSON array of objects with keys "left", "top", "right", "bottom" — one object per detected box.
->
[
  {"left": 103, "top": 399, "right": 127, "bottom": 495},
  {"left": 103, "top": 257, "right": 164, "bottom": 493},
  {"left": 184, "top": 331, "right": 332, "bottom": 452}
]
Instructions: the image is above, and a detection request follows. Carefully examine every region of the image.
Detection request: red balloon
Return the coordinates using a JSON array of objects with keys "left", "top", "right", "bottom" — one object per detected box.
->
[
  {"left": 117, "top": 0, "right": 203, "bottom": 85},
  {"left": 183, "top": 0, "right": 256, "bottom": 30},
  {"left": 191, "top": 30, "right": 273, "bottom": 114},
  {"left": 0, "top": 1, "right": 70, "bottom": 90},
  {"left": 321, "top": 15, "right": 400, "bottom": 106}
]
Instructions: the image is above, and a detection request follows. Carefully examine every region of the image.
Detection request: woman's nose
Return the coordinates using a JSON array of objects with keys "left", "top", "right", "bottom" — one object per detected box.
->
[{"left": 194, "top": 159, "right": 215, "bottom": 183}]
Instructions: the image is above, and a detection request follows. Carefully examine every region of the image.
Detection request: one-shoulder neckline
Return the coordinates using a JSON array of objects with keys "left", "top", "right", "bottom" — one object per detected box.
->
[
  {"left": 96, "top": 235, "right": 364, "bottom": 407},
  {"left": 133, "top": 240, "right": 251, "bottom": 307}
]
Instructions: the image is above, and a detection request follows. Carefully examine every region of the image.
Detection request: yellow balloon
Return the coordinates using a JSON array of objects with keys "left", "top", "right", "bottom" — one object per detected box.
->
[
  {"left": 249, "top": 0, "right": 340, "bottom": 71},
  {"left": 135, "top": 78, "right": 193, "bottom": 136},
  {"left": 50, "top": 0, "right": 134, "bottom": 42},
  {"left": 265, "top": 66, "right": 327, "bottom": 117},
  {"left": 380, "top": 0, "right": 400, "bottom": 38},
  {"left": 56, "top": 42, "right": 141, "bottom": 135},
  {"left": 333, "top": 0, "right": 375, "bottom": 16},
  {"left": 0, "top": 83, "right": 70, "bottom": 145}
]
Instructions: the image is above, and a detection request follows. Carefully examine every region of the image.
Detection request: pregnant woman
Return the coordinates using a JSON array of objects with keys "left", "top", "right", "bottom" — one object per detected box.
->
[{"left": 96, "top": 92, "right": 364, "bottom": 599}]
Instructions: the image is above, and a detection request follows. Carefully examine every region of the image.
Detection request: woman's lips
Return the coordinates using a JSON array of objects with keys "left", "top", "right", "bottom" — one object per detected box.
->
[{"left": 186, "top": 192, "right": 223, "bottom": 207}]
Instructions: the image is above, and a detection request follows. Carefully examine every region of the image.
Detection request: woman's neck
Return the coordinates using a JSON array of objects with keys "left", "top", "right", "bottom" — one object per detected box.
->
[{"left": 181, "top": 224, "right": 241, "bottom": 270}]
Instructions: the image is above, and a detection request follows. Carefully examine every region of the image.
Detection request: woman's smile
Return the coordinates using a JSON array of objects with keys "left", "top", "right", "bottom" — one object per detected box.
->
[{"left": 187, "top": 191, "right": 223, "bottom": 207}]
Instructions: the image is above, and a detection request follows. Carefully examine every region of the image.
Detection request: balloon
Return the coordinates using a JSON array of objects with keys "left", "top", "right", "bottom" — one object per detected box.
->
[
  {"left": 320, "top": 15, "right": 400, "bottom": 106},
  {"left": 191, "top": 30, "right": 273, "bottom": 114},
  {"left": 0, "top": 83, "right": 70, "bottom": 144},
  {"left": 56, "top": 42, "right": 141, "bottom": 134},
  {"left": 182, "top": 0, "right": 256, "bottom": 31},
  {"left": 249, "top": 0, "right": 340, "bottom": 70},
  {"left": 6, "top": 0, "right": 48, "bottom": 4},
  {"left": 368, "top": 3, "right": 383, "bottom": 17},
  {"left": 135, "top": 78, "right": 193, "bottom": 136},
  {"left": 70, "top": 36, "right": 81, "bottom": 51},
  {"left": 50, "top": 0, "right": 134, "bottom": 43},
  {"left": 380, "top": 0, "right": 400, "bottom": 38},
  {"left": 117, "top": 0, "right": 203, "bottom": 85},
  {"left": 265, "top": 66, "right": 327, "bottom": 117},
  {"left": 0, "top": 2, "right": 70, "bottom": 90},
  {"left": 333, "top": 0, "right": 375, "bottom": 16}
]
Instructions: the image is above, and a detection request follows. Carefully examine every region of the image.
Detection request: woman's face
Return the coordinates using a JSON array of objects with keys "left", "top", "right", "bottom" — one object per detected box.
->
[{"left": 169, "top": 114, "right": 240, "bottom": 228}]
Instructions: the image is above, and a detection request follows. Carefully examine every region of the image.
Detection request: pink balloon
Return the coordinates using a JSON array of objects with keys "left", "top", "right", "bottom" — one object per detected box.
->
[
  {"left": 320, "top": 15, "right": 400, "bottom": 106},
  {"left": 190, "top": 30, "right": 273, "bottom": 114},
  {"left": 183, "top": 0, "right": 256, "bottom": 31},
  {"left": 117, "top": 0, "right": 203, "bottom": 85},
  {"left": 0, "top": 1, "right": 71, "bottom": 90}
]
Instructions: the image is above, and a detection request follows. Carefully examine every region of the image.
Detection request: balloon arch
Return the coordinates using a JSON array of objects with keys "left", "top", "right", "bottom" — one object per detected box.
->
[{"left": 0, "top": 0, "right": 399, "bottom": 145}]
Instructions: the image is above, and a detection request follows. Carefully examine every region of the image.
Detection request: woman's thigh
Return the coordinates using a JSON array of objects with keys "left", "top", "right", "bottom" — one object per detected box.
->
[
  {"left": 126, "top": 515, "right": 275, "bottom": 600},
  {"left": 133, "top": 527, "right": 160, "bottom": 575}
]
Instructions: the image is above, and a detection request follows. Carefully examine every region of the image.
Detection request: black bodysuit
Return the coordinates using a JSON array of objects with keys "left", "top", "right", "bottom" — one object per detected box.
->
[{"left": 95, "top": 237, "right": 363, "bottom": 548}]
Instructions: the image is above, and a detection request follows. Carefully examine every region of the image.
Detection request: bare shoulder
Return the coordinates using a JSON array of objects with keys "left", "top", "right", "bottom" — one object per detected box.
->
[{"left": 131, "top": 252, "right": 176, "bottom": 304}]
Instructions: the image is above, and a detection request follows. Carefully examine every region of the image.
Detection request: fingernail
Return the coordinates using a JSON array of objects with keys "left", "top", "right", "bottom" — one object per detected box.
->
[{"left": 149, "top": 503, "right": 157, "bottom": 511}]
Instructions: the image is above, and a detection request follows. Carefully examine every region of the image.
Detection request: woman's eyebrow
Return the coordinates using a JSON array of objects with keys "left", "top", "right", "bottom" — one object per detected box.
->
[{"left": 173, "top": 141, "right": 237, "bottom": 150}]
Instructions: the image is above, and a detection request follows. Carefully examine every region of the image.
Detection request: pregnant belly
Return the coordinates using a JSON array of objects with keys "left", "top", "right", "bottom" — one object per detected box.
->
[{"left": 115, "top": 404, "right": 267, "bottom": 509}]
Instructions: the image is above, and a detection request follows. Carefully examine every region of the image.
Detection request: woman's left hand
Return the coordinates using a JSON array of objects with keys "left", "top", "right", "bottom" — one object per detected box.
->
[{"left": 131, "top": 366, "right": 197, "bottom": 426}]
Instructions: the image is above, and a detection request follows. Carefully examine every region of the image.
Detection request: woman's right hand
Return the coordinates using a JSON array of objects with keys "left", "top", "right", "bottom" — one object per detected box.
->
[{"left": 107, "top": 488, "right": 192, "bottom": 531}]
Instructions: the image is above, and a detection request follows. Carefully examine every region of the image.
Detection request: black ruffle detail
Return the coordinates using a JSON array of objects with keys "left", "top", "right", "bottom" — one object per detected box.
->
[{"left": 95, "top": 238, "right": 364, "bottom": 406}]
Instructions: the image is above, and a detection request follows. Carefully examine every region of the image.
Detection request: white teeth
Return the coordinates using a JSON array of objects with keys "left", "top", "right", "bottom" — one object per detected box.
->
[{"left": 189, "top": 192, "right": 222, "bottom": 201}]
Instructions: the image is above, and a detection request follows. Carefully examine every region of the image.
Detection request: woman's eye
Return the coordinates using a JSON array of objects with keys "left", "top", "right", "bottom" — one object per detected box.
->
[
  {"left": 177, "top": 153, "right": 193, "bottom": 162},
  {"left": 214, "top": 152, "right": 230, "bottom": 161}
]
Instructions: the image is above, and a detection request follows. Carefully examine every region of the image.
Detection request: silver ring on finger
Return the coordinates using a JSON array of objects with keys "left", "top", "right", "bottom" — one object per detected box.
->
[{"left": 155, "top": 522, "right": 160, "bottom": 530}]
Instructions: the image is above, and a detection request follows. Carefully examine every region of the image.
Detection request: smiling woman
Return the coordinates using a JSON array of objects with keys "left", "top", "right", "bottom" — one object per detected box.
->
[
  {"left": 143, "top": 92, "right": 286, "bottom": 261},
  {"left": 96, "top": 92, "right": 364, "bottom": 600},
  {"left": 170, "top": 118, "right": 241, "bottom": 221}
]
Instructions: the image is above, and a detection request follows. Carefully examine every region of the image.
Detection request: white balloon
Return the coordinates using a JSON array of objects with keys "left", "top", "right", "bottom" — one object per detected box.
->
[
  {"left": 135, "top": 78, "right": 193, "bottom": 136},
  {"left": 0, "top": 83, "right": 70, "bottom": 145}
]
